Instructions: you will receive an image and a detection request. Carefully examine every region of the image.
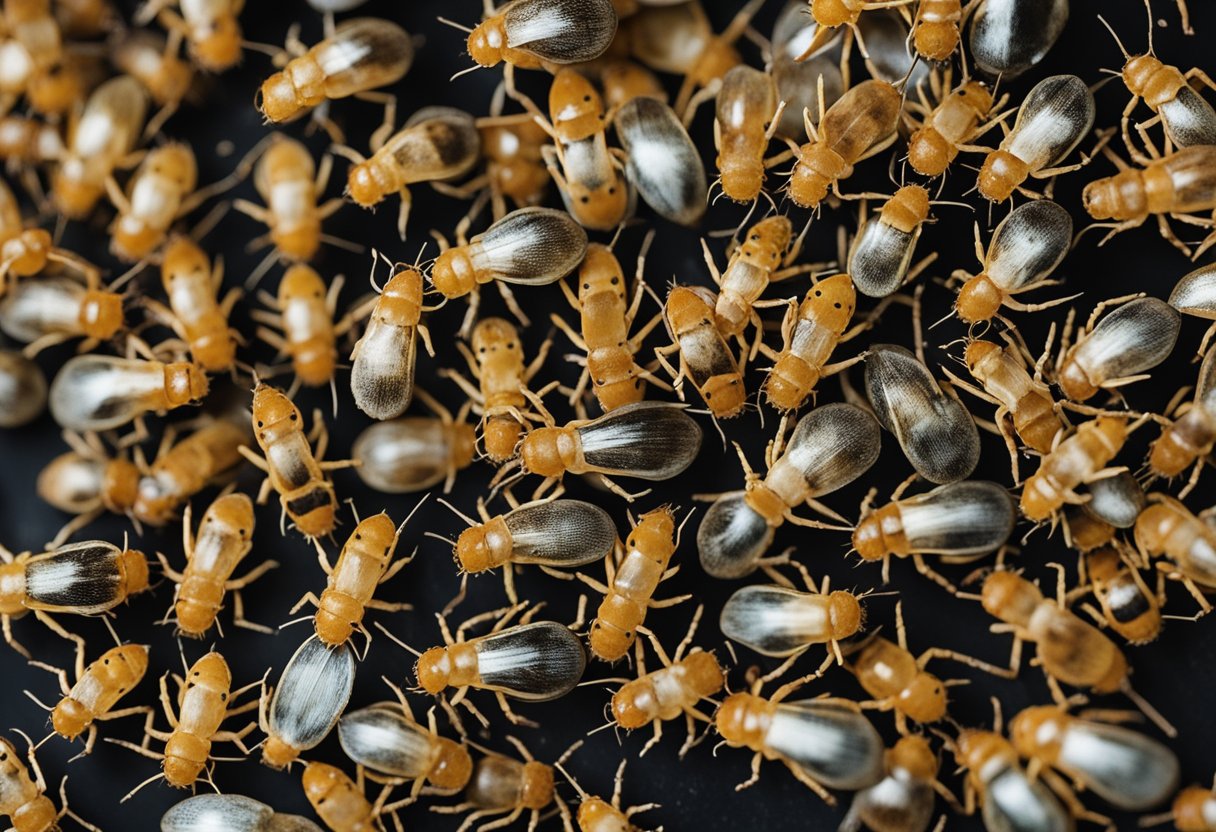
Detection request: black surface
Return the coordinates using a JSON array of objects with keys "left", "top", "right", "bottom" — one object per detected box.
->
[{"left": 1, "top": 1, "right": 1214, "bottom": 830}]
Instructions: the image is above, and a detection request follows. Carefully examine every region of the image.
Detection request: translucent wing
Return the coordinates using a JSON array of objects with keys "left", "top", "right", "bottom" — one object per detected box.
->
[
  {"left": 1169, "top": 263, "right": 1216, "bottom": 320},
  {"left": 473, "top": 621, "right": 586, "bottom": 700},
  {"left": 353, "top": 418, "right": 451, "bottom": 493},
  {"left": 615, "top": 98, "right": 707, "bottom": 226},
  {"left": 503, "top": 0, "right": 618, "bottom": 63},
  {"left": 985, "top": 199, "right": 1072, "bottom": 292},
  {"left": 767, "top": 701, "right": 885, "bottom": 790},
  {"left": 269, "top": 636, "right": 355, "bottom": 752},
  {"left": 969, "top": 0, "right": 1068, "bottom": 79},
  {"left": 314, "top": 19, "right": 412, "bottom": 96},
  {"left": 849, "top": 220, "right": 917, "bottom": 298},
  {"left": 24, "top": 541, "right": 127, "bottom": 613},
  {"left": 841, "top": 773, "right": 935, "bottom": 832},
  {"left": 1158, "top": 85, "right": 1216, "bottom": 148},
  {"left": 475, "top": 207, "right": 588, "bottom": 285},
  {"left": 350, "top": 320, "right": 417, "bottom": 420},
  {"left": 982, "top": 763, "right": 1075, "bottom": 832},
  {"left": 1070, "top": 298, "right": 1180, "bottom": 385},
  {"left": 697, "top": 492, "right": 773, "bottom": 579},
  {"left": 1003, "top": 74, "right": 1094, "bottom": 171},
  {"left": 576, "top": 402, "right": 702, "bottom": 479},
  {"left": 1055, "top": 720, "right": 1179, "bottom": 810},
  {"left": 896, "top": 481, "right": 1015, "bottom": 558},
  {"left": 777, "top": 402, "right": 882, "bottom": 494},
  {"left": 626, "top": 3, "right": 709, "bottom": 73},
  {"left": 48, "top": 356, "right": 163, "bottom": 432},
  {"left": 338, "top": 704, "right": 436, "bottom": 780},
  {"left": 1082, "top": 472, "right": 1144, "bottom": 529},
  {"left": 390, "top": 108, "right": 481, "bottom": 183},
  {"left": 160, "top": 794, "right": 276, "bottom": 832},
  {"left": 504, "top": 500, "right": 617, "bottom": 566},
  {"left": 719, "top": 585, "right": 830, "bottom": 657}
]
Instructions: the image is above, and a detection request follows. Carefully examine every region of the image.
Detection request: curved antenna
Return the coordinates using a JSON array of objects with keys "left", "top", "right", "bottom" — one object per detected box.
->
[
  {"left": 1097, "top": 15, "right": 1131, "bottom": 60},
  {"left": 436, "top": 16, "right": 474, "bottom": 34}
]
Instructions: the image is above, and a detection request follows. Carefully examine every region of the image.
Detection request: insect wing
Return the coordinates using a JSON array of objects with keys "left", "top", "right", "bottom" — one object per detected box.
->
[
  {"left": 895, "top": 481, "right": 1015, "bottom": 558},
  {"left": 1082, "top": 472, "right": 1144, "bottom": 529},
  {"left": 985, "top": 199, "right": 1072, "bottom": 292},
  {"left": 615, "top": 97, "right": 707, "bottom": 226},
  {"left": 338, "top": 705, "right": 435, "bottom": 780},
  {"left": 627, "top": 3, "right": 708, "bottom": 73},
  {"left": 1169, "top": 263, "right": 1216, "bottom": 320},
  {"left": 353, "top": 418, "right": 451, "bottom": 493},
  {"left": 160, "top": 794, "right": 276, "bottom": 831},
  {"left": 779, "top": 402, "right": 882, "bottom": 493},
  {"left": 576, "top": 402, "right": 702, "bottom": 480},
  {"left": 473, "top": 621, "right": 587, "bottom": 700},
  {"left": 504, "top": 500, "right": 617, "bottom": 567},
  {"left": 351, "top": 318, "right": 416, "bottom": 420},
  {"left": 969, "top": 0, "right": 1067, "bottom": 79},
  {"left": 269, "top": 636, "right": 355, "bottom": 752},
  {"left": 1071, "top": 298, "right": 1180, "bottom": 385},
  {"left": 1003, "top": 74, "right": 1094, "bottom": 171},
  {"left": 982, "top": 763, "right": 1075, "bottom": 832},
  {"left": 767, "top": 701, "right": 884, "bottom": 790},
  {"left": 1053, "top": 720, "right": 1179, "bottom": 810},
  {"left": 720, "top": 585, "right": 829, "bottom": 657},
  {"left": 24, "top": 541, "right": 127, "bottom": 613},
  {"left": 697, "top": 491, "right": 773, "bottom": 579},
  {"left": 849, "top": 220, "right": 917, "bottom": 298},
  {"left": 841, "top": 772, "right": 935, "bottom": 832},
  {"left": 314, "top": 19, "right": 412, "bottom": 94},
  {"left": 475, "top": 207, "right": 588, "bottom": 285},
  {"left": 1158, "top": 85, "right": 1216, "bottom": 148},
  {"left": 502, "top": 0, "right": 618, "bottom": 63}
]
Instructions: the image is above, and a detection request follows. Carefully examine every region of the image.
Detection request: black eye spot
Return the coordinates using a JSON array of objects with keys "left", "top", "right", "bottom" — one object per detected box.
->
[
  {"left": 814, "top": 289, "right": 822, "bottom": 296},
  {"left": 355, "top": 533, "right": 362, "bottom": 540},
  {"left": 193, "top": 671, "right": 200, "bottom": 676},
  {"left": 580, "top": 196, "right": 590, "bottom": 203},
  {"left": 257, "top": 421, "right": 264, "bottom": 427},
  {"left": 608, "top": 186, "right": 616, "bottom": 194},
  {"left": 610, "top": 277, "right": 619, "bottom": 285},
  {"left": 507, "top": 342, "right": 516, "bottom": 349},
  {"left": 834, "top": 302, "right": 841, "bottom": 309},
  {"left": 582, "top": 283, "right": 590, "bottom": 290},
  {"left": 221, "top": 692, "right": 228, "bottom": 701},
  {"left": 751, "top": 234, "right": 759, "bottom": 241},
  {"left": 289, "top": 413, "right": 297, "bottom": 421},
  {"left": 239, "top": 529, "right": 246, "bottom": 535},
  {"left": 705, "top": 391, "right": 712, "bottom": 399},
  {"left": 104, "top": 659, "right": 110, "bottom": 665}
]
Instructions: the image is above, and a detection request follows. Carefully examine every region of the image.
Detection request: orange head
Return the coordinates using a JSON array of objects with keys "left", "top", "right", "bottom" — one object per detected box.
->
[
  {"left": 163, "top": 731, "right": 210, "bottom": 787},
  {"left": 977, "top": 150, "right": 1030, "bottom": 203},
  {"left": 520, "top": 761, "right": 556, "bottom": 811},
  {"left": 519, "top": 426, "right": 576, "bottom": 478},
  {"left": 881, "top": 185, "right": 931, "bottom": 233},
  {"left": 981, "top": 572, "right": 1040, "bottom": 627},
  {"left": 25, "top": 60, "right": 84, "bottom": 116},
  {"left": 261, "top": 736, "right": 299, "bottom": 770},
  {"left": 808, "top": 274, "right": 857, "bottom": 334},
  {"left": 52, "top": 170, "right": 103, "bottom": 219},
  {"left": 346, "top": 159, "right": 392, "bottom": 208},
  {"left": 715, "top": 692, "right": 769, "bottom": 750},
  {"left": 737, "top": 216, "right": 791, "bottom": 267},
  {"left": 430, "top": 247, "right": 476, "bottom": 300},
  {"left": 429, "top": 737, "right": 474, "bottom": 790},
  {"left": 719, "top": 155, "right": 764, "bottom": 204},
  {"left": 914, "top": 18, "right": 960, "bottom": 62},
  {"left": 787, "top": 144, "right": 847, "bottom": 209},
  {"left": 899, "top": 673, "right": 948, "bottom": 724},
  {"left": 380, "top": 268, "right": 424, "bottom": 320},
  {"left": 1069, "top": 510, "right": 1115, "bottom": 553},
  {"left": 811, "top": 0, "right": 856, "bottom": 27},
  {"left": 1172, "top": 786, "right": 1216, "bottom": 832},
  {"left": 251, "top": 383, "right": 303, "bottom": 449},
  {"left": 567, "top": 171, "right": 629, "bottom": 231},
  {"left": 578, "top": 797, "right": 626, "bottom": 830},
  {"left": 1121, "top": 53, "right": 1164, "bottom": 99},
  {"left": 549, "top": 69, "right": 606, "bottom": 142},
  {"left": 886, "top": 734, "right": 938, "bottom": 781},
  {"left": 683, "top": 650, "right": 726, "bottom": 697},
  {"left": 120, "top": 548, "right": 150, "bottom": 596},
  {"left": 415, "top": 647, "right": 451, "bottom": 695},
  {"left": 602, "top": 60, "right": 667, "bottom": 110},
  {"left": 192, "top": 17, "right": 242, "bottom": 71},
  {"left": 257, "top": 70, "right": 301, "bottom": 123},
  {"left": 1009, "top": 705, "right": 1066, "bottom": 761},
  {"left": 163, "top": 362, "right": 209, "bottom": 408},
  {"left": 467, "top": 18, "right": 507, "bottom": 67},
  {"left": 147, "top": 144, "right": 199, "bottom": 191},
  {"left": 3, "top": 228, "right": 51, "bottom": 276},
  {"left": 455, "top": 515, "right": 511, "bottom": 573},
  {"left": 907, "top": 125, "right": 953, "bottom": 177},
  {"left": 611, "top": 679, "right": 654, "bottom": 730},
  {"left": 955, "top": 274, "right": 1002, "bottom": 323},
  {"left": 1056, "top": 354, "right": 1097, "bottom": 401},
  {"left": 578, "top": 243, "right": 626, "bottom": 305},
  {"left": 827, "top": 590, "right": 863, "bottom": 639},
  {"left": 953, "top": 729, "right": 1008, "bottom": 775},
  {"left": 79, "top": 290, "right": 124, "bottom": 340},
  {"left": 1134, "top": 501, "right": 1180, "bottom": 557},
  {"left": 1082, "top": 172, "right": 1140, "bottom": 221},
  {"left": 472, "top": 317, "right": 523, "bottom": 367},
  {"left": 279, "top": 263, "right": 327, "bottom": 304},
  {"left": 162, "top": 236, "right": 211, "bottom": 290},
  {"left": 302, "top": 762, "right": 358, "bottom": 812},
  {"left": 484, "top": 416, "right": 523, "bottom": 463},
  {"left": 852, "top": 506, "right": 894, "bottom": 561},
  {"left": 963, "top": 340, "right": 1001, "bottom": 377}
]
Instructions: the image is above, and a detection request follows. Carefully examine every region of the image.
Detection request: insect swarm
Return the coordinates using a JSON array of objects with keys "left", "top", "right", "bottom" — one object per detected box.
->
[
  {"left": 156, "top": 492, "right": 273, "bottom": 638},
  {"left": 258, "top": 634, "right": 356, "bottom": 770},
  {"left": 1019, "top": 415, "right": 1133, "bottom": 524},
  {"left": 105, "top": 142, "right": 205, "bottom": 263}
]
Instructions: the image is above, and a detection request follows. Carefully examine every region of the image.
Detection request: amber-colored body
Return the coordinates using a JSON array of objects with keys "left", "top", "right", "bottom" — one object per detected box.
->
[
  {"left": 236, "top": 135, "right": 339, "bottom": 263},
  {"left": 907, "top": 80, "right": 997, "bottom": 177},
  {"left": 1150, "top": 394, "right": 1216, "bottom": 478},
  {"left": 47, "top": 644, "right": 149, "bottom": 741},
  {"left": 1084, "top": 146, "right": 1216, "bottom": 220},
  {"left": 1020, "top": 417, "right": 1128, "bottom": 522},
  {"left": 302, "top": 763, "right": 376, "bottom": 832},
  {"left": 477, "top": 115, "right": 550, "bottom": 218},
  {"left": 786, "top": 80, "right": 901, "bottom": 209},
  {"left": 851, "top": 636, "right": 948, "bottom": 725},
  {"left": 1134, "top": 494, "right": 1216, "bottom": 590},
  {"left": 962, "top": 338, "right": 1062, "bottom": 454},
  {"left": 663, "top": 286, "right": 745, "bottom": 419},
  {"left": 154, "top": 237, "right": 239, "bottom": 373},
  {"left": 715, "top": 66, "right": 779, "bottom": 203},
  {"left": 587, "top": 507, "right": 678, "bottom": 662},
  {"left": 132, "top": 420, "right": 248, "bottom": 526},
  {"left": 0, "top": 179, "right": 101, "bottom": 291},
  {"left": 981, "top": 572, "right": 1127, "bottom": 693},
  {"left": 112, "top": 30, "right": 194, "bottom": 109},
  {"left": 240, "top": 383, "right": 342, "bottom": 539},
  {"left": 0, "top": 544, "right": 148, "bottom": 622},
  {"left": 108, "top": 144, "right": 198, "bottom": 262},
  {"left": 0, "top": 737, "right": 58, "bottom": 832},
  {"left": 306, "top": 513, "right": 405, "bottom": 646},
  {"left": 1169, "top": 786, "right": 1216, "bottom": 832},
  {"left": 1086, "top": 547, "right": 1161, "bottom": 645},
  {"left": 912, "top": 0, "right": 962, "bottom": 61},
  {"left": 452, "top": 318, "right": 533, "bottom": 462},
  {"left": 764, "top": 275, "right": 856, "bottom": 412},
  {"left": 0, "top": 115, "right": 64, "bottom": 167},
  {"left": 710, "top": 215, "right": 801, "bottom": 343},
  {"left": 147, "top": 0, "right": 244, "bottom": 72},
  {"left": 612, "top": 650, "right": 723, "bottom": 730},
  {"left": 254, "top": 265, "right": 340, "bottom": 387}
]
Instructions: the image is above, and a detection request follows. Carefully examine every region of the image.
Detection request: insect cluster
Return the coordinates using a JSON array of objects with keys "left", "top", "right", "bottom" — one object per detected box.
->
[{"left": 0, "top": 0, "right": 1213, "bottom": 830}]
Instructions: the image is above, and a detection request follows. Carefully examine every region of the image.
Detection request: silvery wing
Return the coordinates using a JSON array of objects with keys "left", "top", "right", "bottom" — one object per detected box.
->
[
  {"left": 353, "top": 418, "right": 454, "bottom": 493},
  {"left": 849, "top": 219, "right": 918, "bottom": 298},
  {"left": 1081, "top": 472, "right": 1144, "bottom": 529},
  {"left": 161, "top": 794, "right": 275, "bottom": 832},
  {"left": 475, "top": 207, "right": 589, "bottom": 285},
  {"left": 615, "top": 98, "right": 707, "bottom": 226},
  {"left": 778, "top": 403, "right": 883, "bottom": 493},
  {"left": 350, "top": 319, "right": 416, "bottom": 420},
  {"left": 1071, "top": 298, "right": 1180, "bottom": 385},
  {"left": 24, "top": 541, "right": 130, "bottom": 613},
  {"left": 698, "top": 491, "right": 773, "bottom": 579},
  {"left": 269, "top": 635, "right": 356, "bottom": 752},
  {"left": 1002, "top": 75, "right": 1094, "bottom": 171},
  {"left": 472, "top": 621, "right": 586, "bottom": 700},
  {"left": 1169, "top": 263, "right": 1216, "bottom": 319},
  {"left": 503, "top": 0, "right": 618, "bottom": 63},
  {"left": 970, "top": 0, "right": 1067, "bottom": 79},
  {"left": 767, "top": 701, "right": 885, "bottom": 790},
  {"left": 894, "top": 481, "right": 1015, "bottom": 559},
  {"left": 1158, "top": 85, "right": 1216, "bottom": 147},
  {"left": 1052, "top": 720, "right": 1180, "bottom": 810},
  {"left": 982, "top": 762, "right": 1075, "bottom": 832},
  {"left": 839, "top": 770, "right": 935, "bottom": 832},
  {"left": 575, "top": 402, "right": 702, "bottom": 480},
  {"left": 338, "top": 704, "right": 435, "bottom": 779},
  {"left": 986, "top": 200, "right": 1072, "bottom": 292},
  {"left": 504, "top": 500, "right": 617, "bottom": 566},
  {"left": 719, "top": 585, "right": 828, "bottom": 657}
]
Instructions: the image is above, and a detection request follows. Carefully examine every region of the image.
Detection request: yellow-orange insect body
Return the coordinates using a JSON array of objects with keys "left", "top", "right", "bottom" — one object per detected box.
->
[
  {"left": 0, "top": 276, "right": 126, "bottom": 356},
  {"left": 1150, "top": 347, "right": 1216, "bottom": 480},
  {"left": 952, "top": 727, "right": 1072, "bottom": 831},
  {"left": 302, "top": 762, "right": 377, "bottom": 832},
  {"left": 159, "top": 492, "right": 266, "bottom": 638},
  {"left": 714, "top": 65, "right": 780, "bottom": 204},
  {"left": 37, "top": 433, "right": 141, "bottom": 534},
  {"left": 0, "top": 114, "right": 64, "bottom": 167},
  {"left": 437, "top": 738, "right": 580, "bottom": 832},
  {"left": 445, "top": 317, "right": 538, "bottom": 463},
  {"left": 253, "top": 264, "right": 341, "bottom": 388},
  {"left": 463, "top": 0, "right": 618, "bottom": 70},
  {"left": 1085, "top": 546, "right": 1162, "bottom": 646},
  {"left": 475, "top": 114, "right": 550, "bottom": 219},
  {"left": 112, "top": 30, "right": 195, "bottom": 114},
  {"left": 143, "top": 0, "right": 245, "bottom": 72},
  {"left": 133, "top": 420, "right": 248, "bottom": 527},
  {"left": 1134, "top": 494, "right": 1216, "bottom": 593},
  {"left": 39, "top": 643, "right": 150, "bottom": 751},
  {"left": 960, "top": 338, "right": 1062, "bottom": 456},
  {"left": 763, "top": 275, "right": 857, "bottom": 412},
  {"left": 1020, "top": 417, "right": 1129, "bottom": 523},
  {"left": 150, "top": 237, "right": 239, "bottom": 373},
  {"left": 0, "top": 736, "right": 59, "bottom": 832},
  {"left": 48, "top": 354, "right": 209, "bottom": 434},
  {"left": 351, "top": 405, "right": 477, "bottom": 494},
  {"left": 0, "top": 179, "right": 101, "bottom": 292},
  {"left": 1160, "top": 785, "right": 1216, "bottom": 832},
  {"left": 660, "top": 285, "right": 745, "bottom": 419},
  {"left": 107, "top": 143, "right": 199, "bottom": 262},
  {"left": 906, "top": 79, "right": 998, "bottom": 177},
  {"left": 910, "top": 0, "right": 962, "bottom": 62},
  {"left": 350, "top": 264, "right": 431, "bottom": 421}
]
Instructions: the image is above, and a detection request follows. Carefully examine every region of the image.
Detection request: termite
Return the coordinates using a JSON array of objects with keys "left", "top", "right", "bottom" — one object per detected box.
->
[
  {"left": 865, "top": 343, "right": 980, "bottom": 485},
  {"left": 350, "top": 260, "right": 434, "bottom": 421},
  {"left": 606, "top": 605, "right": 724, "bottom": 755},
  {"left": 1099, "top": 2, "right": 1216, "bottom": 161},
  {"left": 797, "top": 0, "right": 918, "bottom": 61},
  {"left": 626, "top": 0, "right": 762, "bottom": 116},
  {"left": 838, "top": 734, "right": 955, "bottom": 832},
  {"left": 301, "top": 762, "right": 383, "bottom": 832},
  {"left": 0, "top": 349, "right": 45, "bottom": 427},
  {"left": 452, "top": 0, "right": 618, "bottom": 71},
  {"left": 438, "top": 497, "right": 616, "bottom": 605},
  {"left": 1020, "top": 416, "right": 1132, "bottom": 524},
  {"left": 561, "top": 759, "right": 659, "bottom": 832},
  {"left": 136, "top": 0, "right": 245, "bottom": 72},
  {"left": 257, "top": 18, "right": 413, "bottom": 126},
  {"left": 1010, "top": 705, "right": 1180, "bottom": 812},
  {"left": 0, "top": 732, "right": 93, "bottom": 832},
  {"left": 111, "top": 30, "right": 195, "bottom": 135},
  {"left": 133, "top": 418, "right": 251, "bottom": 527},
  {"left": 0, "top": 275, "right": 126, "bottom": 356},
  {"left": 1134, "top": 493, "right": 1216, "bottom": 606},
  {"left": 289, "top": 508, "right": 417, "bottom": 650},
  {"left": 849, "top": 185, "right": 949, "bottom": 299},
  {"left": 975, "top": 73, "right": 1096, "bottom": 202},
  {"left": 240, "top": 382, "right": 354, "bottom": 539},
  {"left": 1141, "top": 783, "right": 1216, "bottom": 832},
  {"left": 0, "top": 181, "right": 101, "bottom": 293},
  {"left": 469, "top": 109, "right": 550, "bottom": 220},
  {"left": 28, "top": 638, "right": 151, "bottom": 756},
  {"left": 0, "top": 113, "right": 64, "bottom": 169},
  {"left": 715, "top": 672, "right": 885, "bottom": 804},
  {"left": 656, "top": 284, "right": 747, "bottom": 421},
  {"left": 698, "top": 403, "right": 880, "bottom": 580},
  {"left": 351, "top": 394, "right": 477, "bottom": 494},
  {"left": 107, "top": 651, "right": 261, "bottom": 799},
  {"left": 0, "top": 539, "right": 149, "bottom": 657},
  {"left": 251, "top": 264, "right": 347, "bottom": 394},
  {"left": 1080, "top": 545, "right": 1163, "bottom": 646},
  {"left": 141, "top": 237, "right": 240, "bottom": 374},
  {"left": 904, "top": 73, "right": 1004, "bottom": 179},
  {"left": 157, "top": 492, "right": 275, "bottom": 638},
  {"left": 968, "top": 0, "right": 1068, "bottom": 79},
  {"left": 614, "top": 97, "right": 707, "bottom": 227},
  {"left": 55, "top": 0, "right": 113, "bottom": 36},
  {"left": 233, "top": 134, "right": 345, "bottom": 281},
  {"left": 440, "top": 316, "right": 551, "bottom": 463},
  {"left": 1055, "top": 295, "right": 1180, "bottom": 403},
  {"left": 713, "top": 65, "right": 783, "bottom": 205},
  {"left": 579, "top": 505, "right": 690, "bottom": 663},
  {"left": 783, "top": 79, "right": 902, "bottom": 210},
  {"left": 550, "top": 240, "right": 667, "bottom": 413},
  {"left": 403, "top": 603, "right": 587, "bottom": 728},
  {"left": 1169, "top": 262, "right": 1216, "bottom": 354},
  {"left": 943, "top": 334, "right": 1064, "bottom": 481},
  {"left": 160, "top": 794, "right": 322, "bottom": 832},
  {"left": 0, "top": 0, "right": 83, "bottom": 118},
  {"left": 502, "top": 399, "right": 703, "bottom": 501},
  {"left": 433, "top": 737, "right": 581, "bottom": 832},
  {"left": 980, "top": 569, "right": 1174, "bottom": 735},
  {"left": 337, "top": 690, "right": 473, "bottom": 806},
  {"left": 52, "top": 75, "right": 148, "bottom": 220},
  {"left": 853, "top": 479, "right": 1016, "bottom": 591},
  {"left": 340, "top": 106, "right": 482, "bottom": 238},
  {"left": 1082, "top": 144, "right": 1216, "bottom": 257},
  {"left": 259, "top": 634, "right": 356, "bottom": 770},
  {"left": 770, "top": 1, "right": 844, "bottom": 141},
  {"left": 952, "top": 198, "right": 1073, "bottom": 325},
  {"left": 909, "top": 0, "right": 963, "bottom": 62},
  {"left": 762, "top": 274, "right": 860, "bottom": 413},
  {"left": 105, "top": 143, "right": 207, "bottom": 263},
  {"left": 429, "top": 206, "right": 589, "bottom": 333},
  {"left": 47, "top": 351, "right": 209, "bottom": 434},
  {"left": 1149, "top": 347, "right": 1216, "bottom": 492}
]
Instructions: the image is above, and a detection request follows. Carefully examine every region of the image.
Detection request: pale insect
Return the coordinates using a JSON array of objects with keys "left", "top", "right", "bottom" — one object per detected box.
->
[
  {"left": 853, "top": 479, "right": 1015, "bottom": 591},
  {"left": 1010, "top": 705, "right": 1180, "bottom": 812},
  {"left": 351, "top": 393, "right": 477, "bottom": 494},
  {"left": 301, "top": 762, "right": 384, "bottom": 832},
  {"left": 160, "top": 794, "right": 323, "bottom": 832},
  {"left": 104, "top": 143, "right": 210, "bottom": 263},
  {"left": 1020, "top": 416, "right": 1133, "bottom": 524},
  {"left": 1081, "top": 471, "right": 1145, "bottom": 530},
  {"left": 975, "top": 74, "right": 1095, "bottom": 202},
  {"left": 716, "top": 672, "right": 885, "bottom": 805},
  {"left": 1134, "top": 493, "right": 1216, "bottom": 604},
  {"left": 135, "top": 0, "right": 246, "bottom": 72},
  {"left": 0, "top": 275, "right": 126, "bottom": 356},
  {"left": 713, "top": 64, "right": 784, "bottom": 205},
  {"left": 614, "top": 97, "right": 707, "bottom": 227},
  {"left": 656, "top": 284, "right": 747, "bottom": 420},
  {"left": 111, "top": 29, "right": 194, "bottom": 134},
  {"left": 951, "top": 199, "right": 1073, "bottom": 325},
  {"left": 1055, "top": 295, "right": 1180, "bottom": 403},
  {"left": 864, "top": 344, "right": 979, "bottom": 485},
  {"left": 848, "top": 185, "right": 939, "bottom": 298},
  {"left": 838, "top": 734, "right": 954, "bottom": 832},
  {"left": 349, "top": 259, "right": 435, "bottom": 421},
  {"left": 132, "top": 418, "right": 251, "bottom": 527},
  {"left": 0, "top": 178, "right": 102, "bottom": 293},
  {"left": 453, "top": 0, "right": 619, "bottom": 70},
  {"left": 504, "top": 400, "right": 704, "bottom": 502},
  {"left": 1149, "top": 347, "right": 1216, "bottom": 492},
  {"left": 0, "top": 733, "right": 93, "bottom": 832},
  {"left": 0, "top": 349, "right": 45, "bottom": 427},
  {"left": 259, "top": 635, "right": 356, "bottom": 770},
  {"left": 904, "top": 71, "right": 1006, "bottom": 179},
  {"left": 429, "top": 206, "right": 589, "bottom": 334},
  {"left": 1169, "top": 262, "right": 1216, "bottom": 355},
  {"left": 437, "top": 497, "right": 616, "bottom": 605},
  {"left": 968, "top": 0, "right": 1068, "bottom": 79},
  {"left": 561, "top": 759, "right": 660, "bottom": 832},
  {"left": 697, "top": 403, "right": 880, "bottom": 580},
  {"left": 143, "top": 237, "right": 240, "bottom": 374},
  {"left": 48, "top": 352, "right": 208, "bottom": 434}
]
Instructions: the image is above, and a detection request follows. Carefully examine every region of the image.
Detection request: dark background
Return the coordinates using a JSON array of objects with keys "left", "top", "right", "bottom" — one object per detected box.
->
[{"left": 0, "top": 0, "right": 1213, "bottom": 829}]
